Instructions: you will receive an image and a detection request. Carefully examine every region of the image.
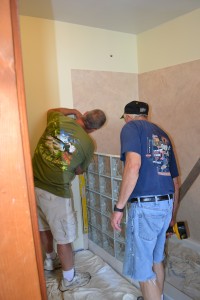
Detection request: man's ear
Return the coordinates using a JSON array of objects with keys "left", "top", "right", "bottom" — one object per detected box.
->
[
  {"left": 86, "top": 128, "right": 96, "bottom": 134},
  {"left": 125, "top": 115, "right": 133, "bottom": 123}
]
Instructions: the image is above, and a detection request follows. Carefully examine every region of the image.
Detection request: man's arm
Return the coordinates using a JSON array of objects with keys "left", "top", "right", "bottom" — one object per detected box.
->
[
  {"left": 47, "top": 108, "right": 82, "bottom": 119},
  {"left": 170, "top": 176, "right": 179, "bottom": 226},
  {"left": 111, "top": 152, "right": 141, "bottom": 231},
  {"left": 74, "top": 165, "right": 84, "bottom": 175}
]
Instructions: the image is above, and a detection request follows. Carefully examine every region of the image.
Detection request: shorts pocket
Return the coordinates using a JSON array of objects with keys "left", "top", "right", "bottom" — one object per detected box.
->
[
  {"left": 61, "top": 212, "right": 77, "bottom": 242},
  {"left": 138, "top": 209, "right": 166, "bottom": 241}
]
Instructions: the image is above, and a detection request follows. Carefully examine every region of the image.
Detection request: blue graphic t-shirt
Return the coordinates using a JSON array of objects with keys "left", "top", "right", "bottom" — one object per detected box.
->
[{"left": 120, "top": 120, "right": 179, "bottom": 199}]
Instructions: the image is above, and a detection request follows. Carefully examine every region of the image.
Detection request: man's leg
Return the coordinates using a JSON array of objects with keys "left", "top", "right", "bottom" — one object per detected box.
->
[
  {"left": 139, "top": 279, "right": 161, "bottom": 300},
  {"left": 139, "top": 262, "right": 164, "bottom": 300},
  {"left": 57, "top": 243, "right": 74, "bottom": 271},
  {"left": 40, "top": 230, "right": 54, "bottom": 253},
  {"left": 58, "top": 242, "right": 91, "bottom": 291},
  {"left": 40, "top": 230, "right": 60, "bottom": 271},
  {"left": 57, "top": 243, "right": 75, "bottom": 282},
  {"left": 153, "top": 261, "right": 165, "bottom": 295}
]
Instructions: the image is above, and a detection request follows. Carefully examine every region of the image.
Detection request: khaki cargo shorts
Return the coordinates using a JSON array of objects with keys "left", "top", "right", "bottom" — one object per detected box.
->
[{"left": 35, "top": 187, "right": 77, "bottom": 244}]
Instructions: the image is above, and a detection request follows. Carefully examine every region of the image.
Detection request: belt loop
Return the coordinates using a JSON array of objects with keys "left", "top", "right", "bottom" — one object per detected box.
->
[
  {"left": 168, "top": 194, "right": 172, "bottom": 201},
  {"left": 155, "top": 195, "right": 158, "bottom": 203},
  {"left": 138, "top": 197, "right": 141, "bottom": 206}
]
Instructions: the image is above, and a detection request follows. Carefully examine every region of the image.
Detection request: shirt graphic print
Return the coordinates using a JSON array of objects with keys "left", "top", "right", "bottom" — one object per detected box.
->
[
  {"left": 39, "top": 129, "right": 78, "bottom": 171},
  {"left": 146, "top": 134, "right": 171, "bottom": 176}
]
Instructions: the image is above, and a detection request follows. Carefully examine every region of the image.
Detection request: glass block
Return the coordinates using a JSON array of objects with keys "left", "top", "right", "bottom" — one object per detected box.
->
[
  {"left": 100, "top": 195, "right": 112, "bottom": 217},
  {"left": 115, "top": 222, "right": 126, "bottom": 243},
  {"left": 89, "top": 225, "right": 103, "bottom": 247},
  {"left": 112, "top": 178, "right": 121, "bottom": 199},
  {"left": 99, "top": 176, "right": 112, "bottom": 197},
  {"left": 86, "top": 188, "right": 89, "bottom": 204},
  {"left": 86, "top": 190, "right": 101, "bottom": 211},
  {"left": 115, "top": 241, "right": 125, "bottom": 262},
  {"left": 87, "top": 207, "right": 91, "bottom": 224},
  {"left": 88, "top": 224, "right": 93, "bottom": 240},
  {"left": 101, "top": 215, "right": 114, "bottom": 238},
  {"left": 111, "top": 157, "right": 123, "bottom": 178},
  {"left": 98, "top": 155, "right": 111, "bottom": 176},
  {"left": 88, "top": 154, "right": 99, "bottom": 173},
  {"left": 102, "top": 233, "right": 115, "bottom": 256},
  {"left": 88, "top": 172, "right": 99, "bottom": 192},
  {"left": 86, "top": 154, "right": 129, "bottom": 264},
  {"left": 88, "top": 208, "right": 102, "bottom": 230}
]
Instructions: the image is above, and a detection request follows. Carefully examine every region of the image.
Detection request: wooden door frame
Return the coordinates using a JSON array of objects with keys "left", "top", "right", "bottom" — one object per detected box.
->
[{"left": 0, "top": 0, "right": 47, "bottom": 298}]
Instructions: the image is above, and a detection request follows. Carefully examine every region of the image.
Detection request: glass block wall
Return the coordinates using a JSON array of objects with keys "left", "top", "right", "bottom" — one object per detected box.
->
[{"left": 85, "top": 153, "right": 127, "bottom": 262}]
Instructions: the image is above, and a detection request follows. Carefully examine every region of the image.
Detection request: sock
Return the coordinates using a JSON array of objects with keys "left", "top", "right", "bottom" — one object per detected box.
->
[
  {"left": 46, "top": 250, "right": 56, "bottom": 260},
  {"left": 161, "top": 294, "right": 164, "bottom": 300},
  {"left": 63, "top": 268, "right": 75, "bottom": 282}
]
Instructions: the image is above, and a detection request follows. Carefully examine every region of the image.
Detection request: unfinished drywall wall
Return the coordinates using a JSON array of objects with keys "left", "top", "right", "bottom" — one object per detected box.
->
[
  {"left": 138, "top": 59, "right": 200, "bottom": 241},
  {"left": 72, "top": 69, "right": 138, "bottom": 155}
]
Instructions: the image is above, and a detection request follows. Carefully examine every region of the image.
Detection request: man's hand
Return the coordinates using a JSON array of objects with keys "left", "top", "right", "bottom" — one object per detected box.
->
[
  {"left": 72, "top": 109, "right": 83, "bottom": 119},
  {"left": 111, "top": 211, "right": 123, "bottom": 232},
  {"left": 75, "top": 165, "right": 84, "bottom": 175},
  {"left": 166, "top": 218, "right": 175, "bottom": 238}
]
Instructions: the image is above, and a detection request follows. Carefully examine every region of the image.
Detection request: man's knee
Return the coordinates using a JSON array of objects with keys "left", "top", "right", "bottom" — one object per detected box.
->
[{"left": 140, "top": 278, "right": 157, "bottom": 286}]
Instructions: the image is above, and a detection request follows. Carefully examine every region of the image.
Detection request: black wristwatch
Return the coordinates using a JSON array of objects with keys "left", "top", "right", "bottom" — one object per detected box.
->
[{"left": 114, "top": 204, "right": 124, "bottom": 212}]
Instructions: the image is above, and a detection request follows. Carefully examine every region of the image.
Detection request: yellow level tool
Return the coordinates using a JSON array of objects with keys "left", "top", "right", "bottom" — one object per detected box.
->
[{"left": 79, "top": 174, "right": 88, "bottom": 234}]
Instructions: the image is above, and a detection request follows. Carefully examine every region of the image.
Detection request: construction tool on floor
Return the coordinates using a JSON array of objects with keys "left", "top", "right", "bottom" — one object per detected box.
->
[{"left": 166, "top": 221, "right": 189, "bottom": 239}]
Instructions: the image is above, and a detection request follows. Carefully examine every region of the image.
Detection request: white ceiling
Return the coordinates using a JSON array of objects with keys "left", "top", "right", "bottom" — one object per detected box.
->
[{"left": 19, "top": 0, "right": 200, "bottom": 34}]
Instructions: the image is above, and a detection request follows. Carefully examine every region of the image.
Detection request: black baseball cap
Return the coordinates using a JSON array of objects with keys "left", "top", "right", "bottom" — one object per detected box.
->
[{"left": 120, "top": 101, "right": 149, "bottom": 119}]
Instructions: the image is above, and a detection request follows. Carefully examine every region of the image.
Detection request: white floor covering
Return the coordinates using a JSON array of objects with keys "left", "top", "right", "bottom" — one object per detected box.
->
[
  {"left": 45, "top": 250, "right": 142, "bottom": 300},
  {"left": 165, "top": 239, "right": 200, "bottom": 300}
]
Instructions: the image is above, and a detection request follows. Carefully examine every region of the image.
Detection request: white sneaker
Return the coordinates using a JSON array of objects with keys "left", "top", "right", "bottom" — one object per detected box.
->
[
  {"left": 59, "top": 272, "right": 91, "bottom": 292},
  {"left": 44, "top": 255, "right": 61, "bottom": 271}
]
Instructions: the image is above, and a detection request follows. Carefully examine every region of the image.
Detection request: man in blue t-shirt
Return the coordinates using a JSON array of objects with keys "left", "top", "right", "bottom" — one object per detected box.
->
[{"left": 111, "top": 101, "right": 179, "bottom": 300}]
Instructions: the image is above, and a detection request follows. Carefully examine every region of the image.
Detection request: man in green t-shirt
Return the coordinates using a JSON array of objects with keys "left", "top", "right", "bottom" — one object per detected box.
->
[{"left": 33, "top": 107, "right": 106, "bottom": 291}]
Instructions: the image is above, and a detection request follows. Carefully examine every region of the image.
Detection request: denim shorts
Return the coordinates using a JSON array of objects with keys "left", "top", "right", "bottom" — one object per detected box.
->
[
  {"left": 123, "top": 199, "right": 173, "bottom": 282},
  {"left": 35, "top": 187, "right": 77, "bottom": 244}
]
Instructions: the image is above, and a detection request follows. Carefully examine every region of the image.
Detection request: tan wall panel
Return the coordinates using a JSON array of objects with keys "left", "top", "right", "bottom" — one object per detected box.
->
[
  {"left": 139, "top": 60, "right": 200, "bottom": 241},
  {"left": 71, "top": 63, "right": 200, "bottom": 242},
  {"left": 72, "top": 70, "right": 139, "bottom": 155}
]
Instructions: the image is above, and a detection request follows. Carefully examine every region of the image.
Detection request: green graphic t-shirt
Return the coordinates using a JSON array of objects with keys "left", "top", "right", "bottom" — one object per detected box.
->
[{"left": 32, "top": 111, "right": 94, "bottom": 197}]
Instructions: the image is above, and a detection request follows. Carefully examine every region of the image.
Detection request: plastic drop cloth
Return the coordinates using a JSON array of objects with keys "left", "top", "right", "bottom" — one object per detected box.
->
[
  {"left": 165, "top": 239, "right": 200, "bottom": 300},
  {"left": 45, "top": 250, "right": 142, "bottom": 300}
]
